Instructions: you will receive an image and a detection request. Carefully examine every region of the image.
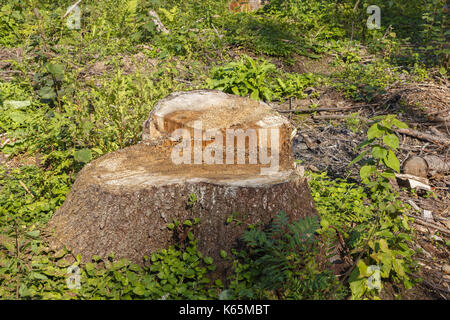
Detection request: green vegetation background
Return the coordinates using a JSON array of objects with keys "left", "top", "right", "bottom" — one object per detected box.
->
[{"left": 0, "top": 0, "right": 448, "bottom": 299}]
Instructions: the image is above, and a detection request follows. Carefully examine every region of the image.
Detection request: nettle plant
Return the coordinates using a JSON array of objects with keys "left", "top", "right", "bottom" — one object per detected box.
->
[
  {"left": 348, "top": 115, "right": 417, "bottom": 299},
  {"left": 351, "top": 114, "right": 408, "bottom": 191}
]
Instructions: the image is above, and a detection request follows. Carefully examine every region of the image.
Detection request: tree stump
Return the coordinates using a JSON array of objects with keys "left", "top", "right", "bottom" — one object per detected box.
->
[{"left": 48, "top": 90, "right": 318, "bottom": 278}]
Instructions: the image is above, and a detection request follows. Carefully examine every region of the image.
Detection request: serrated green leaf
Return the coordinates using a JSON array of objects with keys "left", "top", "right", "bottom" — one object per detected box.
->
[
  {"left": 357, "top": 260, "right": 368, "bottom": 277},
  {"left": 383, "top": 134, "right": 399, "bottom": 150},
  {"left": 356, "top": 139, "right": 375, "bottom": 150},
  {"left": 371, "top": 146, "right": 387, "bottom": 160},
  {"left": 38, "top": 86, "right": 56, "bottom": 99},
  {"left": 26, "top": 230, "right": 40, "bottom": 239},
  {"left": 47, "top": 63, "right": 64, "bottom": 76},
  {"left": 392, "top": 258, "right": 405, "bottom": 277},
  {"left": 349, "top": 277, "right": 366, "bottom": 300},
  {"left": 392, "top": 118, "right": 408, "bottom": 129},
  {"left": 360, "top": 165, "right": 376, "bottom": 180},
  {"left": 30, "top": 272, "right": 48, "bottom": 280},
  {"left": 8, "top": 111, "right": 27, "bottom": 123},
  {"left": 380, "top": 171, "right": 396, "bottom": 179},
  {"left": 378, "top": 239, "right": 389, "bottom": 252},
  {"left": 220, "top": 250, "right": 227, "bottom": 259},
  {"left": 349, "top": 150, "right": 369, "bottom": 166},
  {"left": 183, "top": 220, "right": 192, "bottom": 227},
  {"left": 133, "top": 284, "right": 145, "bottom": 296},
  {"left": 367, "top": 123, "right": 384, "bottom": 140},
  {"left": 250, "top": 89, "right": 259, "bottom": 101}
]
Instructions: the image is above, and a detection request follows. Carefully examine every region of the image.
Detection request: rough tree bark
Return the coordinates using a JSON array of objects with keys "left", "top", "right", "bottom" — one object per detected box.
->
[{"left": 48, "top": 90, "right": 318, "bottom": 278}]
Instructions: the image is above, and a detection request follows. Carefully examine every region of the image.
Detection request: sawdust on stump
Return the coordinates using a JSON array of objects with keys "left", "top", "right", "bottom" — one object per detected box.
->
[{"left": 48, "top": 90, "right": 318, "bottom": 279}]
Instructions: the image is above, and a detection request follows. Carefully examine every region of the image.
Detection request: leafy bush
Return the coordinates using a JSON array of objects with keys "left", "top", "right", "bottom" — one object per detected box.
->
[
  {"left": 332, "top": 58, "right": 398, "bottom": 102},
  {"left": 207, "top": 55, "right": 277, "bottom": 101},
  {"left": 207, "top": 55, "right": 321, "bottom": 101}
]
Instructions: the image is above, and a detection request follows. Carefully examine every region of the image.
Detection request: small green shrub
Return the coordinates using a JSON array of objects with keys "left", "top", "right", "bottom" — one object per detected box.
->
[{"left": 207, "top": 55, "right": 321, "bottom": 101}]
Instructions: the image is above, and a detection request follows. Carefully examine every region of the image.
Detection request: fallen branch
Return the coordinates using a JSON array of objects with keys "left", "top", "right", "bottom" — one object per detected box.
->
[
  {"left": 149, "top": 10, "right": 169, "bottom": 34},
  {"left": 63, "top": 0, "right": 82, "bottom": 18},
  {"left": 410, "top": 274, "right": 450, "bottom": 299},
  {"left": 313, "top": 115, "right": 348, "bottom": 120},
  {"left": 406, "top": 214, "right": 450, "bottom": 236},
  {"left": 313, "top": 114, "right": 368, "bottom": 121},
  {"left": 396, "top": 128, "right": 450, "bottom": 146},
  {"left": 19, "top": 180, "right": 34, "bottom": 198}
]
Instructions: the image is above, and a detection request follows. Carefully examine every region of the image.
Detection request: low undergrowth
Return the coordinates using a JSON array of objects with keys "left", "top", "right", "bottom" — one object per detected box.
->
[
  {"left": 1, "top": 0, "right": 444, "bottom": 300},
  {"left": 0, "top": 165, "right": 417, "bottom": 300}
]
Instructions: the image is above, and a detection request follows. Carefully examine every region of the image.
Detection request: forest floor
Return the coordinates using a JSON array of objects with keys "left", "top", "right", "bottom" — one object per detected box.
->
[
  {"left": 2, "top": 45, "right": 449, "bottom": 299},
  {"left": 280, "top": 71, "right": 449, "bottom": 299},
  {"left": 0, "top": 1, "right": 449, "bottom": 300}
]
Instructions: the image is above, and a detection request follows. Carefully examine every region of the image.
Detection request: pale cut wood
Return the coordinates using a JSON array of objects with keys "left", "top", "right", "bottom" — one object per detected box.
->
[{"left": 48, "top": 90, "right": 318, "bottom": 278}]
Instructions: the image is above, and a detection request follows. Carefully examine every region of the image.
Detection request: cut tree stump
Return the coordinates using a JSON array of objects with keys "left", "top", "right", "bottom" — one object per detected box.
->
[{"left": 48, "top": 90, "right": 318, "bottom": 278}]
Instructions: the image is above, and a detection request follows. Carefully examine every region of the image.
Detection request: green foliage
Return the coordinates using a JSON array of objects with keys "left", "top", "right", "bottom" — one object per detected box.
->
[
  {"left": 0, "top": 0, "right": 437, "bottom": 301},
  {"left": 34, "top": 63, "right": 65, "bottom": 104},
  {"left": 207, "top": 55, "right": 321, "bottom": 101},
  {"left": 332, "top": 58, "right": 398, "bottom": 102},
  {"left": 0, "top": 0, "right": 30, "bottom": 47},
  {"left": 309, "top": 170, "right": 417, "bottom": 300},
  {"left": 1, "top": 67, "right": 179, "bottom": 174},
  {"left": 222, "top": 13, "right": 319, "bottom": 58},
  {"left": 308, "top": 173, "right": 373, "bottom": 236},
  {"left": 130, "top": 0, "right": 159, "bottom": 43},
  {"left": 339, "top": 114, "right": 417, "bottom": 299},
  {"left": 351, "top": 115, "right": 408, "bottom": 183},
  {"left": 207, "top": 55, "right": 277, "bottom": 101},
  {"left": 188, "top": 193, "right": 198, "bottom": 207},
  {"left": 0, "top": 226, "right": 218, "bottom": 299},
  {"left": 0, "top": 166, "right": 69, "bottom": 226},
  {"left": 226, "top": 212, "right": 345, "bottom": 299}
]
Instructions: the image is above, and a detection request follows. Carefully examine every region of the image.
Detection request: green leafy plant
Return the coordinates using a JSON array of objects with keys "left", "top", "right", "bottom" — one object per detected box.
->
[
  {"left": 207, "top": 55, "right": 321, "bottom": 101},
  {"left": 344, "top": 115, "right": 417, "bottom": 299},
  {"left": 0, "top": 1, "right": 27, "bottom": 47},
  {"left": 207, "top": 55, "right": 277, "bottom": 101},
  {"left": 350, "top": 115, "right": 408, "bottom": 185},
  {"left": 226, "top": 212, "right": 344, "bottom": 299}
]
